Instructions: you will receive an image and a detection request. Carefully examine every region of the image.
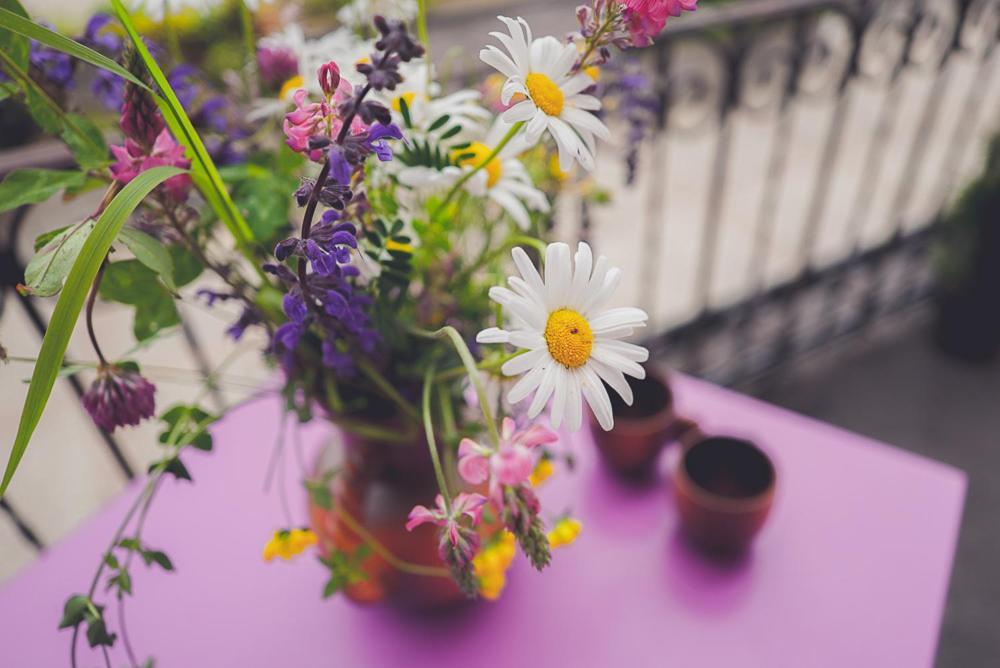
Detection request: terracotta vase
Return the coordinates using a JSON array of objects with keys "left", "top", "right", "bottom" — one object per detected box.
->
[
  {"left": 308, "top": 427, "right": 467, "bottom": 609},
  {"left": 589, "top": 369, "right": 690, "bottom": 479}
]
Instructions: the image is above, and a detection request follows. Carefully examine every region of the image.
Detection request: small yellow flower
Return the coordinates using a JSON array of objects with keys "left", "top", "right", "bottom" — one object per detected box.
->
[
  {"left": 279, "top": 75, "right": 305, "bottom": 102},
  {"left": 391, "top": 91, "right": 418, "bottom": 113},
  {"left": 584, "top": 66, "right": 601, "bottom": 82},
  {"left": 549, "top": 153, "right": 571, "bottom": 183},
  {"left": 530, "top": 458, "right": 554, "bottom": 487},
  {"left": 385, "top": 238, "right": 414, "bottom": 254},
  {"left": 548, "top": 518, "right": 582, "bottom": 549},
  {"left": 473, "top": 531, "right": 517, "bottom": 600},
  {"left": 263, "top": 528, "right": 317, "bottom": 562}
]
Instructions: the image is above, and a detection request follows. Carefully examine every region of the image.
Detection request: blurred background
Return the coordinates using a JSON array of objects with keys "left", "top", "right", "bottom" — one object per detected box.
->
[{"left": 2, "top": 0, "right": 999, "bottom": 664}]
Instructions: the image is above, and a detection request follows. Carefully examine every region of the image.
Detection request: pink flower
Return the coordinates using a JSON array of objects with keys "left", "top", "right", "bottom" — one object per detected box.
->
[
  {"left": 109, "top": 129, "right": 192, "bottom": 202},
  {"left": 621, "top": 0, "right": 698, "bottom": 47},
  {"left": 282, "top": 65, "right": 367, "bottom": 161},
  {"left": 458, "top": 417, "right": 559, "bottom": 504},
  {"left": 406, "top": 492, "right": 486, "bottom": 545}
]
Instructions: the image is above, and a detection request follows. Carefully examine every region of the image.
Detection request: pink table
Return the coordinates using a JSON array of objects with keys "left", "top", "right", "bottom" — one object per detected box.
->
[{"left": 0, "top": 375, "right": 965, "bottom": 667}]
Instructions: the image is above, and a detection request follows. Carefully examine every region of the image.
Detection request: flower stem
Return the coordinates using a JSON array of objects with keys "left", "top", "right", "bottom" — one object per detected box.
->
[
  {"left": 238, "top": 0, "right": 258, "bottom": 97},
  {"left": 431, "top": 121, "right": 524, "bottom": 222},
  {"left": 577, "top": 4, "right": 622, "bottom": 71},
  {"left": 85, "top": 259, "right": 109, "bottom": 366},
  {"left": 422, "top": 362, "right": 452, "bottom": 509},
  {"left": 417, "top": 0, "right": 432, "bottom": 90},
  {"left": 413, "top": 326, "right": 500, "bottom": 448},
  {"left": 333, "top": 503, "right": 450, "bottom": 578},
  {"left": 355, "top": 357, "right": 420, "bottom": 422}
]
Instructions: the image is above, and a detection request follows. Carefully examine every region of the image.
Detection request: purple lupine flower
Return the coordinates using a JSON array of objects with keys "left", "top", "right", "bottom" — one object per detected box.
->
[
  {"left": 29, "top": 27, "right": 74, "bottom": 88},
  {"left": 600, "top": 59, "right": 661, "bottom": 185},
  {"left": 80, "top": 13, "right": 124, "bottom": 110},
  {"left": 82, "top": 13, "right": 120, "bottom": 53},
  {"left": 363, "top": 123, "right": 404, "bottom": 162},
  {"left": 82, "top": 364, "right": 156, "bottom": 432}
]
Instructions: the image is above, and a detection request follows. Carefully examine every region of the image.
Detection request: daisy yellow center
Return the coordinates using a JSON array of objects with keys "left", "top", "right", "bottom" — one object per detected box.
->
[
  {"left": 279, "top": 75, "right": 305, "bottom": 101},
  {"left": 526, "top": 72, "right": 565, "bottom": 117},
  {"left": 453, "top": 141, "right": 503, "bottom": 188},
  {"left": 392, "top": 91, "right": 417, "bottom": 113},
  {"left": 544, "top": 308, "right": 593, "bottom": 368}
]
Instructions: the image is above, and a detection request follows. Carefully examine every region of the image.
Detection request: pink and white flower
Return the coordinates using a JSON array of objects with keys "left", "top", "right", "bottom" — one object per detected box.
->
[
  {"left": 458, "top": 417, "right": 559, "bottom": 505},
  {"left": 406, "top": 492, "right": 486, "bottom": 545},
  {"left": 282, "top": 63, "right": 367, "bottom": 161}
]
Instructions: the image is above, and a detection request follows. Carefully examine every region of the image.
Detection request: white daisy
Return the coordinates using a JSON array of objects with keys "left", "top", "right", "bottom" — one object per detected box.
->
[
  {"left": 381, "top": 62, "right": 491, "bottom": 144},
  {"left": 477, "top": 242, "right": 649, "bottom": 431},
  {"left": 479, "top": 16, "right": 610, "bottom": 172},
  {"left": 452, "top": 120, "right": 549, "bottom": 230}
]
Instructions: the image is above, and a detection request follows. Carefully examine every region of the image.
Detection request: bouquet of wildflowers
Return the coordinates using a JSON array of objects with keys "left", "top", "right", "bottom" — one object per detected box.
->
[{"left": 0, "top": 0, "right": 695, "bottom": 660}]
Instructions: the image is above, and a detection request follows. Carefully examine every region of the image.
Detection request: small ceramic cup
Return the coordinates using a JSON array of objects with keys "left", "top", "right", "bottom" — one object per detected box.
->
[
  {"left": 672, "top": 434, "right": 776, "bottom": 554},
  {"left": 589, "top": 370, "right": 691, "bottom": 479}
]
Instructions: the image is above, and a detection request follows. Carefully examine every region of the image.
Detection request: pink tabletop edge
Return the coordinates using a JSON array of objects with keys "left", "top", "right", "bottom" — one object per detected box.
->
[{"left": 0, "top": 374, "right": 967, "bottom": 668}]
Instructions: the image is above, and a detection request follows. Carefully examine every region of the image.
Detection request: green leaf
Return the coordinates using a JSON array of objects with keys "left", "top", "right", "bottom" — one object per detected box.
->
[
  {"left": 154, "top": 457, "right": 192, "bottom": 481},
  {"left": 1, "top": 165, "right": 184, "bottom": 497},
  {"left": 428, "top": 114, "right": 450, "bottom": 132},
  {"left": 99, "top": 259, "right": 179, "bottom": 341},
  {"left": 0, "top": 168, "right": 87, "bottom": 215},
  {"left": 33, "top": 225, "right": 71, "bottom": 252},
  {"left": 0, "top": 1, "right": 29, "bottom": 73},
  {"left": 142, "top": 549, "right": 174, "bottom": 571},
  {"left": 106, "top": 569, "right": 132, "bottom": 597},
  {"left": 117, "top": 227, "right": 176, "bottom": 291},
  {"left": 110, "top": 0, "right": 255, "bottom": 251},
  {"left": 58, "top": 594, "right": 90, "bottom": 629},
  {"left": 22, "top": 220, "right": 95, "bottom": 297},
  {"left": 61, "top": 114, "right": 108, "bottom": 170},
  {"left": 0, "top": 7, "right": 150, "bottom": 91},
  {"left": 85, "top": 615, "right": 116, "bottom": 648},
  {"left": 158, "top": 405, "right": 215, "bottom": 451},
  {"left": 169, "top": 246, "right": 202, "bottom": 287}
]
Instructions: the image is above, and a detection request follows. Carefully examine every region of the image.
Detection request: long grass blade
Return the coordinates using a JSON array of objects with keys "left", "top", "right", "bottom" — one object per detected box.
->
[{"left": 1, "top": 166, "right": 185, "bottom": 497}]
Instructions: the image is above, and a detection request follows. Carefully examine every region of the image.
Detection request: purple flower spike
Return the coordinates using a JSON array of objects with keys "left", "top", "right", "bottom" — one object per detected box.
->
[{"left": 83, "top": 365, "right": 156, "bottom": 433}]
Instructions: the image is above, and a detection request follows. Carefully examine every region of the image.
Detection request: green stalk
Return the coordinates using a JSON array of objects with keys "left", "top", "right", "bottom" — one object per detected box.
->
[
  {"left": 355, "top": 357, "right": 420, "bottom": 422},
  {"left": 431, "top": 121, "right": 524, "bottom": 222},
  {"left": 416, "top": 0, "right": 431, "bottom": 91},
  {"left": 413, "top": 326, "right": 500, "bottom": 447},
  {"left": 422, "top": 363, "right": 452, "bottom": 509}
]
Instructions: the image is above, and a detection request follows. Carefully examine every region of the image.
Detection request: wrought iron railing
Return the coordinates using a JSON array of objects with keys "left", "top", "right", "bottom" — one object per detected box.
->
[{"left": 573, "top": 0, "right": 1000, "bottom": 386}]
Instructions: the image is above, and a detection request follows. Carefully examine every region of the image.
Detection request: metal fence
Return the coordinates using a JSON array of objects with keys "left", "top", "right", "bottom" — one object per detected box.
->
[
  {"left": 1, "top": 0, "right": 999, "bottom": 569},
  {"left": 568, "top": 0, "right": 1000, "bottom": 386}
]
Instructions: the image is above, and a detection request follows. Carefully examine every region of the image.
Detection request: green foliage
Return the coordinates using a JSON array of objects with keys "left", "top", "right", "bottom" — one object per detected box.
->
[
  {"left": 0, "top": 1, "right": 29, "bottom": 96},
  {"left": 117, "top": 227, "right": 177, "bottom": 291},
  {"left": 319, "top": 545, "right": 371, "bottom": 598},
  {"left": 219, "top": 148, "right": 301, "bottom": 244},
  {"left": 58, "top": 594, "right": 116, "bottom": 648},
  {"left": 169, "top": 245, "right": 204, "bottom": 287},
  {"left": 158, "top": 405, "right": 217, "bottom": 451},
  {"left": 99, "top": 259, "right": 180, "bottom": 341},
  {"left": 61, "top": 113, "right": 110, "bottom": 170},
  {"left": 150, "top": 456, "right": 192, "bottom": 482},
  {"left": 23, "top": 220, "right": 95, "bottom": 297},
  {"left": 304, "top": 469, "right": 339, "bottom": 510},
  {"left": 0, "top": 169, "right": 87, "bottom": 215},
  {"left": 1, "top": 166, "right": 184, "bottom": 497}
]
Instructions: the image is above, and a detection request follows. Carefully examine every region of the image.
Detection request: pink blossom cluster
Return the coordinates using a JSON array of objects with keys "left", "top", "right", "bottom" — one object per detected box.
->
[
  {"left": 283, "top": 64, "right": 367, "bottom": 161},
  {"left": 620, "top": 0, "right": 698, "bottom": 47},
  {"left": 109, "top": 129, "right": 192, "bottom": 202}
]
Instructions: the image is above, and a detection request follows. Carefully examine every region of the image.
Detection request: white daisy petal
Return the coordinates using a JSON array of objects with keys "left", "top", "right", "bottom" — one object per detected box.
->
[
  {"left": 598, "top": 339, "right": 650, "bottom": 363},
  {"left": 569, "top": 94, "right": 602, "bottom": 111},
  {"left": 527, "top": 363, "right": 558, "bottom": 418},
  {"left": 479, "top": 46, "right": 519, "bottom": 80},
  {"left": 507, "top": 364, "right": 545, "bottom": 404},
  {"left": 589, "top": 307, "right": 649, "bottom": 333},
  {"left": 490, "top": 188, "right": 531, "bottom": 230},
  {"left": 549, "top": 365, "right": 568, "bottom": 429},
  {"left": 565, "top": 369, "right": 583, "bottom": 431},
  {"left": 590, "top": 358, "right": 634, "bottom": 406},
  {"left": 502, "top": 347, "right": 547, "bottom": 376},
  {"left": 562, "top": 107, "right": 611, "bottom": 141},
  {"left": 544, "top": 242, "right": 572, "bottom": 309},
  {"left": 476, "top": 327, "right": 511, "bottom": 344},
  {"left": 568, "top": 241, "right": 593, "bottom": 309},
  {"left": 581, "top": 266, "right": 621, "bottom": 315},
  {"left": 512, "top": 247, "right": 546, "bottom": 298},
  {"left": 508, "top": 330, "right": 545, "bottom": 349},
  {"left": 580, "top": 365, "right": 614, "bottom": 431},
  {"left": 591, "top": 344, "right": 647, "bottom": 379},
  {"left": 503, "top": 99, "right": 537, "bottom": 122}
]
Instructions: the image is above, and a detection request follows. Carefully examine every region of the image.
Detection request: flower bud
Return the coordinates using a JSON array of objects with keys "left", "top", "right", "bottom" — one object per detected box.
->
[{"left": 318, "top": 61, "right": 341, "bottom": 98}]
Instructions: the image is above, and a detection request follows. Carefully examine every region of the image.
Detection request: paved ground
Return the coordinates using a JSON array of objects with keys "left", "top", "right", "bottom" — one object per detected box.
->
[{"left": 762, "top": 315, "right": 1000, "bottom": 667}]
